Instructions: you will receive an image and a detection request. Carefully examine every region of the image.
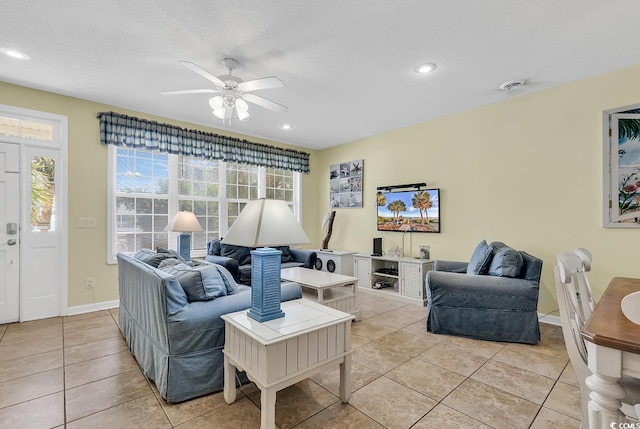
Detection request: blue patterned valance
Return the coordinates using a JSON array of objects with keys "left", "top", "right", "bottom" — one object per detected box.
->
[{"left": 98, "top": 112, "right": 310, "bottom": 173}]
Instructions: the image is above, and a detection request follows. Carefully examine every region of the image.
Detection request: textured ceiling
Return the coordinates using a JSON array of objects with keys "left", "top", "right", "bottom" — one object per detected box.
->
[{"left": 2, "top": 1, "right": 640, "bottom": 150}]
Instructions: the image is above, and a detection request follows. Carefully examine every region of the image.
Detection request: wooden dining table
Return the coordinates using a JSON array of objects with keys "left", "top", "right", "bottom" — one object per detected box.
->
[{"left": 582, "top": 277, "right": 640, "bottom": 428}]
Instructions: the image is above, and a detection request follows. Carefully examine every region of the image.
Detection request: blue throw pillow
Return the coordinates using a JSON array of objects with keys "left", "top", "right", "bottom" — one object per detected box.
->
[
  {"left": 157, "top": 259, "right": 228, "bottom": 302},
  {"left": 488, "top": 243, "right": 523, "bottom": 278},
  {"left": 211, "top": 263, "right": 239, "bottom": 295},
  {"left": 466, "top": 240, "right": 493, "bottom": 275},
  {"left": 156, "top": 247, "right": 189, "bottom": 264},
  {"left": 274, "top": 246, "right": 293, "bottom": 263},
  {"left": 221, "top": 243, "right": 252, "bottom": 266},
  {"left": 133, "top": 248, "right": 173, "bottom": 268},
  {"left": 208, "top": 239, "right": 222, "bottom": 256}
]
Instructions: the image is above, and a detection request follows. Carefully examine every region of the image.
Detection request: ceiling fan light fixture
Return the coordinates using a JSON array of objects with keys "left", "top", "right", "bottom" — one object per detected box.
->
[
  {"left": 164, "top": 58, "right": 287, "bottom": 125},
  {"left": 209, "top": 96, "right": 224, "bottom": 109},
  {"left": 235, "top": 99, "right": 250, "bottom": 120},
  {"left": 212, "top": 108, "right": 226, "bottom": 119},
  {"left": 237, "top": 109, "right": 250, "bottom": 121},
  {"left": 235, "top": 98, "right": 249, "bottom": 112}
]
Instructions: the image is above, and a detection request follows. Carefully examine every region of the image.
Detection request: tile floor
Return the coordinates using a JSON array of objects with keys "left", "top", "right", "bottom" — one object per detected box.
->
[{"left": 0, "top": 290, "right": 581, "bottom": 428}]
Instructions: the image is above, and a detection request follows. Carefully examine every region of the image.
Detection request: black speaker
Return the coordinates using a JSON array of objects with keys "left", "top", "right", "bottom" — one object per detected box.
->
[{"left": 372, "top": 238, "right": 383, "bottom": 256}]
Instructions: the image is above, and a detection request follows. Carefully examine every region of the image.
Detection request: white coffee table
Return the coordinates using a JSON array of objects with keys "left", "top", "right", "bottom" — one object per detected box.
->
[
  {"left": 222, "top": 299, "right": 354, "bottom": 429},
  {"left": 281, "top": 267, "right": 360, "bottom": 321}
]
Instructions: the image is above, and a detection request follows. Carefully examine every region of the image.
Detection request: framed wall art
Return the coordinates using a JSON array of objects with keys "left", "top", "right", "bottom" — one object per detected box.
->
[
  {"left": 604, "top": 104, "right": 640, "bottom": 227},
  {"left": 330, "top": 159, "right": 363, "bottom": 208}
]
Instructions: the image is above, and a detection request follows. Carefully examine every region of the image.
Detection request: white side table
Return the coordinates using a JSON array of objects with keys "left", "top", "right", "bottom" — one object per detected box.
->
[{"left": 222, "top": 299, "right": 354, "bottom": 429}]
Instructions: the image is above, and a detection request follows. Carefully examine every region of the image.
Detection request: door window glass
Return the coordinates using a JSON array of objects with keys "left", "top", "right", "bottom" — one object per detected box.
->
[{"left": 31, "top": 156, "right": 56, "bottom": 231}]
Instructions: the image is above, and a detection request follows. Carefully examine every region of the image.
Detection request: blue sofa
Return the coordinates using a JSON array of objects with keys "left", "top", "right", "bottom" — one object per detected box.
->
[
  {"left": 205, "top": 239, "right": 317, "bottom": 285},
  {"left": 426, "top": 241, "right": 543, "bottom": 344},
  {"left": 117, "top": 251, "right": 302, "bottom": 402}
]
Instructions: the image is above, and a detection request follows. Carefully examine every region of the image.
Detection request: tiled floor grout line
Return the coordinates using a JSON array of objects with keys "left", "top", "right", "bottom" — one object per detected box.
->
[
  {"left": 535, "top": 360, "right": 577, "bottom": 423},
  {"left": 525, "top": 373, "right": 570, "bottom": 429},
  {"left": 60, "top": 316, "right": 131, "bottom": 425},
  {"left": 137, "top": 373, "right": 174, "bottom": 427},
  {"left": 350, "top": 317, "right": 487, "bottom": 428},
  {"left": 288, "top": 379, "right": 340, "bottom": 429},
  {"left": 373, "top": 328, "right": 572, "bottom": 428}
]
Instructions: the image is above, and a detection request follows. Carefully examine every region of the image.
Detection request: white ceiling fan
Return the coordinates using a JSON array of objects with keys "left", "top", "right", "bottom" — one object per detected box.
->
[{"left": 161, "top": 58, "right": 287, "bottom": 124}]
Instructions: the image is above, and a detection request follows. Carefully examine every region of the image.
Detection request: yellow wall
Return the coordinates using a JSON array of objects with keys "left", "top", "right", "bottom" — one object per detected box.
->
[
  {"left": 0, "top": 82, "right": 320, "bottom": 308},
  {"left": 3, "top": 62, "right": 640, "bottom": 315},
  {"left": 319, "top": 64, "right": 640, "bottom": 315}
]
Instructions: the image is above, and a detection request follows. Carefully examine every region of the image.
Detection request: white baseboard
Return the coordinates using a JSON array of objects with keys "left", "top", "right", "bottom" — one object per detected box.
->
[
  {"left": 68, "top": 299, "right": 119, "bottom": 316},
  {"left": 538, "top": 313, "right": 561, "bottom": 326}
]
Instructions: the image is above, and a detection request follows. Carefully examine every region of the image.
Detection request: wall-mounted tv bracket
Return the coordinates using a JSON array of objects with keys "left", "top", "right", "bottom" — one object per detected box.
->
[{"left": 376, "top": 182, "right": 426, "bottom": 192}]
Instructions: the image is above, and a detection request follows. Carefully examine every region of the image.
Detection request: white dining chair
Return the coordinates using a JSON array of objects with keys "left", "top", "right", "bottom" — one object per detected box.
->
[
  {"left": 572, "top": 248, "right": 595, "bottom": 321},
  {"left": 555, "top": 251, "right": 640, "bottom": 427}
]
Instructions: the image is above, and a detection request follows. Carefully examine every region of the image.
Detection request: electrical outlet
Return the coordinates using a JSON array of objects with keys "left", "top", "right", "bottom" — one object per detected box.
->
[{"left": 86, "top": 277, "right": 95, "bottom": 289}]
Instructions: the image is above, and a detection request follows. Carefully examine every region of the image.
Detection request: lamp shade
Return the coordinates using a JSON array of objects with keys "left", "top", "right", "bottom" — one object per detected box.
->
[
  {"left": 222, "top": 199, "right": 310, "bottom": 247},
  {"left": 165, "top": 211, "right": 203, "bottom": 232}
]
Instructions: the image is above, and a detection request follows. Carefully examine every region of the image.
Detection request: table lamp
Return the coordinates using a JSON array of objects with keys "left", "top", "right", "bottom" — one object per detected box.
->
[
  {"left": 165, "top": 211, "right": 203, "bottom": 261},
  {"left": 222, "top": 199, "right": 310, "bottom": 322}
]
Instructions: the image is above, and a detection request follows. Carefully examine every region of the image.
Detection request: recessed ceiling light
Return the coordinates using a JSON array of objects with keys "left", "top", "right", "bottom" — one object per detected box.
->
[
  {"left": 414, "top": 63, "right": 437, "bottom": 75},
  {"left": 281, "top": 124, "right": 293, "bottom": 130},
  {"left": 0, "top": 47, "right": 31, "bottom": 61}
]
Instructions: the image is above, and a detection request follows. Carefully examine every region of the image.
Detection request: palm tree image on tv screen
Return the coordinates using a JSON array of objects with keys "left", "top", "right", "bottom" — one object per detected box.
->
[{"left": 376, "top": 189, "right": 440, "bottom": 233}]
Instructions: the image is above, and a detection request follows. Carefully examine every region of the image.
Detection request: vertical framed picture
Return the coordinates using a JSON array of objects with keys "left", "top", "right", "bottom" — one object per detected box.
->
[
  {"left": 604, "top": 104, "right": 640, "bottom": 227},
  {"left": 419, "top": 245, "right": 431, "bottom": 260},
  {"left": 330, "top": 159, "right": 363, "bottom": 208}
]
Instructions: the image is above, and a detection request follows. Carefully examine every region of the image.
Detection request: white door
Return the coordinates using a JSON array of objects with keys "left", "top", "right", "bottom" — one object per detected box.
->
[
  {"left": 0, "top": 142, "right": 20, "bottom": 324},
  {"left": 20, "top": 146, "right": 62, "bottom": 321}
]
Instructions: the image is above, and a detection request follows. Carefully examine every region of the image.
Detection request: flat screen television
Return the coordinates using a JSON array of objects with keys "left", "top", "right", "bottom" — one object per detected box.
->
[{"left": 377, "top": 188, "right": 440, "bottom": 233}]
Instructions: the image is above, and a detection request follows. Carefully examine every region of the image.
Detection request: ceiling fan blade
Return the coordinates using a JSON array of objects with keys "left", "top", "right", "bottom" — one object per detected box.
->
[
  {"left": 238, "top": 76, "right": 284, "bottom": 92},
  {"left": 160, "top": 89, "right": 221, "bottom": 96},
  {"left": 243, "top": 93, "right": 288, "bottom": 113},
  {"left": 179, "top": 60, "right": 226, "bottom": 87}
]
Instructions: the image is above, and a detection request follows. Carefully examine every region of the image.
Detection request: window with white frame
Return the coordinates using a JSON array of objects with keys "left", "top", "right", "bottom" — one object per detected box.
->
[
  {"left": 266, "top": 168, "right": 295, "bottom": 201},
  {"left": 178, "top": 156, "right": 221, "bottom": 250},
  {"left": 108, "top": 146, "right": 301, "bottom": 263},
  {"left": 225, "top": 163, "right": 259, "bottom": 230}
]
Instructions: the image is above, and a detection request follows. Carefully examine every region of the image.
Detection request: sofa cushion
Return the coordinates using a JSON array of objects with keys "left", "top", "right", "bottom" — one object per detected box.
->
[
  {"left": 157, "top": 259, "right": 228, "bottom": 302},
  {"left": 208, "top": 239, "right": 222, "bottom": 256},
  {"left": 282, "top": 261, "right": 304, "bottom": 268},
  {"left": 274, "top": 246, "right": 294, "bottom": 263},
  {"left": 239, "top": 265, "right": 252, "bottom": 285},
  {"left": 466, "top": 240, "right": 493, "bottom": 275},
  {"left": 156, "top": 247, "right": 189, "bottom": 264},
  {"left": 133, "top": 248, "right": 174, "bottom": 268},
  {"left": 221, "top": 243, "right": 252, "bottom": 266},
  {"left": 488, "top": 242, "right": 523, "bottom": 278},
  {"left": 212, "top": 264, "right": 239, "bottom": 295}
]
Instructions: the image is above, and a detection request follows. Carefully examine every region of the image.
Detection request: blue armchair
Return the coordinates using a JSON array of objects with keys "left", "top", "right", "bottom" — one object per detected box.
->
[{"left": 426, "top": 242, "right": 543, "bottom": 344}]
